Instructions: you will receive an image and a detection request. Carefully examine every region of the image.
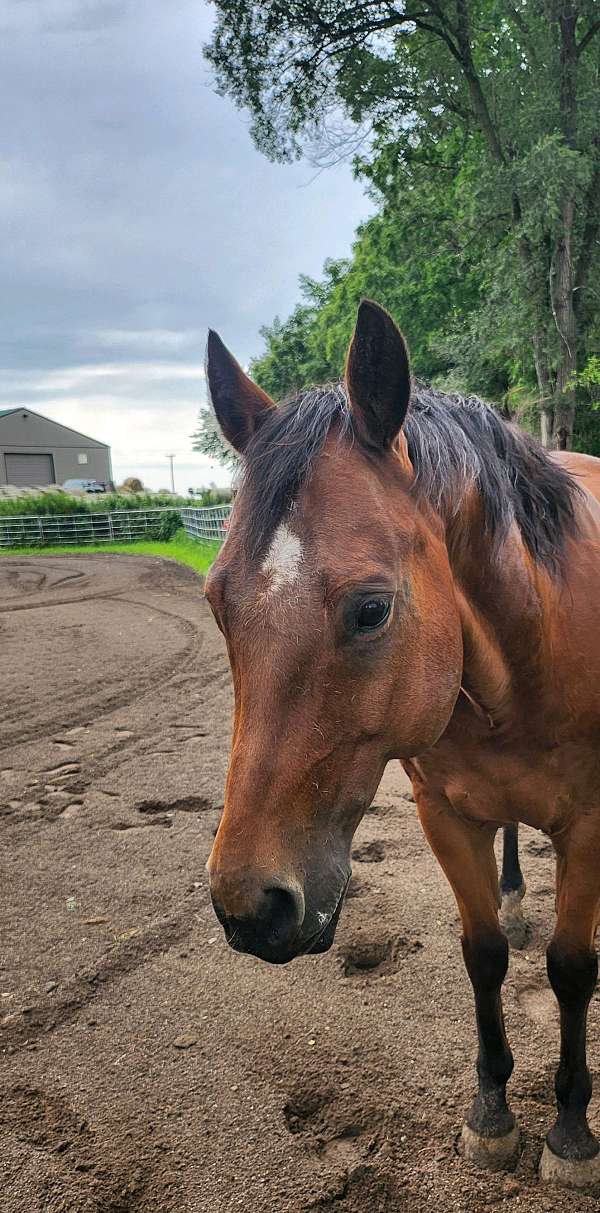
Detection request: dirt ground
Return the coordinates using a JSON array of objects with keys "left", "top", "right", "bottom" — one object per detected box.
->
[{"left": 1, "top": 553, "right": 599, "bottom": 1213}]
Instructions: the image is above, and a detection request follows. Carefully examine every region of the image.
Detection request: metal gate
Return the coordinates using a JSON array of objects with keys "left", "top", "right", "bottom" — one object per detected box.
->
[{"left": 0, "top": 504, "right": 232, "bottom": 548}]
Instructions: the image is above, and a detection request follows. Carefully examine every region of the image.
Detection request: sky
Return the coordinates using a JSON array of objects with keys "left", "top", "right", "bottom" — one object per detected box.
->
[{"left": 0, "top": 0, "right": 371, "bottom": 491}]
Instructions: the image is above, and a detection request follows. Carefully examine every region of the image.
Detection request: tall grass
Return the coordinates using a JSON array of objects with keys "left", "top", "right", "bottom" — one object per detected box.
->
[
  {"left": 0, "top": 487, "right": 232, "bottom": 517},
  {"left": 0, "top": 490, "right": 89, "bottom": 516}
]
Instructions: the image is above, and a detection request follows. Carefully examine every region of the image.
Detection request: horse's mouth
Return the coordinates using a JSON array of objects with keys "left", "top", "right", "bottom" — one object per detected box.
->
[{"left": 303, "top": 887, "right": 347, "bottom": 955}]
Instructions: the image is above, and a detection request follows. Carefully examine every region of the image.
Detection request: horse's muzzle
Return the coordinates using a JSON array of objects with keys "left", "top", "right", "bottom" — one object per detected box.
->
[
  {"left": 211, "top": 879, "right": 347, "bottom": 965},
  {"left": 211, "top": 882, "right": 304, "bottom": 964}
]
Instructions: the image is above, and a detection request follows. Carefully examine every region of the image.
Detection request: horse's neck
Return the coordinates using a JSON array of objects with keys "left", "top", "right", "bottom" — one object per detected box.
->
[
  {"left": 449, "top": 522, "right": 549, "bottom": 732},
  {"left": 437, "top": 471, "right": 600, "bottom": 741}
]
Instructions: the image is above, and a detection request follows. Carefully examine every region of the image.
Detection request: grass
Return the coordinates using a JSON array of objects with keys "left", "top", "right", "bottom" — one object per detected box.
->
[{"left": 0, "top": 528, "right": 220, "bottom": 576}]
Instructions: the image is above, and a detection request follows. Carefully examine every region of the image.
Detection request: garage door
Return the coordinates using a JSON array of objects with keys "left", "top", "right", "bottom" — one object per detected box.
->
[{"left": 5, "top": 453, "right": 56, "bottom": 487}]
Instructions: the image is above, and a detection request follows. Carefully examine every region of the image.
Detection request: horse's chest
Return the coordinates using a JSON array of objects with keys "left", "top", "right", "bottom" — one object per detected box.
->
[{"left": 416, "top": 736, "right": 600, "bottom": 832}]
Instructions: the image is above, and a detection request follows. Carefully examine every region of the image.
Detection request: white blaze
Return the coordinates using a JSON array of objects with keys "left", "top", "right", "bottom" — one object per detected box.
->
[{"left": 261, "top": 523, "right": 303, "bottom": 593}]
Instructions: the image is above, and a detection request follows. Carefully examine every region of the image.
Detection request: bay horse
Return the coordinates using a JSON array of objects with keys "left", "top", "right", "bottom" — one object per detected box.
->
[{"left": 204, "top": 300, "right": 600, "bottom": 1192}]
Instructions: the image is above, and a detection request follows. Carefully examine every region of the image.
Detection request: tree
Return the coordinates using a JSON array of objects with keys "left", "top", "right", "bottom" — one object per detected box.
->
[
  {"left": 250, "top": 128, "right": 543, "bottom": 410},
  {"left": 192, "top": 403, "right": 239, "bottom": 469},
  {"left": 206, "top": 1, "right": 600, "bottom": 447}
]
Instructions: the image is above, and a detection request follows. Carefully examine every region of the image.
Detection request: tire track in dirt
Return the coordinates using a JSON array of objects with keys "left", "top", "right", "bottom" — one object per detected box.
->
[
  {"left": 0, "top": 564, "right": 88, "bottom": 598},
  {"left": 81, "top": 665, "right": 229, "bottom": 776},
  {"left": 1, "top": 900, "right": 206, "bottom": 1053},
  {"left": 0, "top": 555, "right": 211, "bottom": 750},
  {"left": 0, "top": 586, "right": 135, "bottom": 614},
  {"left": 0, "top": 610, "right": 206, "bottom": 752},
  {"left": 1, "top": 659, "right": 229, "bottom": 830},
  {"left": 66, "top": 669, "right": 229, "bottom": 789}
]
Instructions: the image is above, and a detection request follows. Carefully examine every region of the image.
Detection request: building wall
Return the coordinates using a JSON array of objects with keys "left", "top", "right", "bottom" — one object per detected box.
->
[{"left": 0, "top": 410, "right": 112, "bottom": 487}]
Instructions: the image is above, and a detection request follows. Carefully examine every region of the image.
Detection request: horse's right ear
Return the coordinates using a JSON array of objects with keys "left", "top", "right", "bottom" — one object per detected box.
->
[
  {"left": 206, "top": 330, "right": 275, "bottom": 454},
  {"left": 345, "top": 301, "right": 411, "bottom": 450}
]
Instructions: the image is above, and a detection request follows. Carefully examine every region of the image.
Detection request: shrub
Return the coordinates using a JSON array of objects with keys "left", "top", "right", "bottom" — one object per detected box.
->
[
  {"left": 0, "top": 491, "right": 89, "bottom": 517},
  {"left": 102, "top": 492, "right": 171, "bottom": 511},
  {"left": 0, "top": 486, "right": 232, "bottom": 517},
  {"left": 189, "top": 487, "right": 233, "bottom": 506},
  {"left": 139, "top": 510, "right": 182, "bottom": 541}
]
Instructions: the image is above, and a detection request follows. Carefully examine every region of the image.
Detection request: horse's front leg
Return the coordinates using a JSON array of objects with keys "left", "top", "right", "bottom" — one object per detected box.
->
[
  {"left": 539, "top": 826, "right": 600, "bottom": 1191},
  {"left": 417, "top": 791, "right": 519, "bottom": 1171}
]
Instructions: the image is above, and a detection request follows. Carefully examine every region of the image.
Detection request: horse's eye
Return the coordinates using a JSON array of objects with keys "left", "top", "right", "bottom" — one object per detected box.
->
[{"left": 355, "top": 597, "right": 391, "bottom": 632}]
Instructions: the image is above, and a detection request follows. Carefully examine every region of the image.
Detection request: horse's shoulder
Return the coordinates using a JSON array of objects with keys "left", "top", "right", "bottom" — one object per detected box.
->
[{"left": 550, "top": 450, "right": 600, "bottom": 506}]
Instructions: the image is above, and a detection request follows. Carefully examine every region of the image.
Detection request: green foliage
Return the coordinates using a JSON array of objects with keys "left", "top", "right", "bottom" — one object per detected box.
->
[
  {"left": 190, "top": 486, "right": 232, "bottom": 506},
  {"left": 571, "top": 355, "right": 600, "bottom": 451},
  {"left": 0, "top": 489, "right": 230, "bottom": 518},
  {"left": 207, "top": 1, "right": 600, "bottom": 445},
  {"left": 136, "top": 510, "right": 181, "bottom": 541},
  {"left": 572, "top": 406, "right": 600, "bottom": 455},
  {"left": 250, "top": 132, "right": 525, "bottom": 402},
  {"left": 100, "top": 492, "right": 190, "bottom": 511},
  {"left": 576, "top": 355, "right": 600, "bottom": 399},
  {"left": 192, "top": 404, "right": 239, "bottom": 469},
  {"left": 0, "top": 491, "right": 89, "bottom": 517}
]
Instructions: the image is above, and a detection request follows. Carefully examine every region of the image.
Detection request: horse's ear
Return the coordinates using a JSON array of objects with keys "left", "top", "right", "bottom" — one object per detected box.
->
[
  {"left": 345, "top": 301, "right": 411, "bottom": 449},
  {"left": 206, "top": 330, "right": 275, "bottom": 454}
]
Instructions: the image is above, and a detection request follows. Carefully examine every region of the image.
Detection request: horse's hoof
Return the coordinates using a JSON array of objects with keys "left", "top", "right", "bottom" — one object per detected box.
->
[
  {"left": 461, "top": 1122, "right": 520, "bottom": 1171},
  {"left": 502, "top": 913, "right": 530, "bottom": 950},
  {"left": 500, "top": 889, "right": 529, "bottom": 950},
  {"left": 539, "top": 1142, "right": 600, "bottom": 1192}
]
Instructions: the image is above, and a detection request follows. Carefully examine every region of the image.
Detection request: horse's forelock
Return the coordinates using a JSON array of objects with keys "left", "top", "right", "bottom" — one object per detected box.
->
[{"left": 240, "top": 383, "right": 354, "bottom": 560}]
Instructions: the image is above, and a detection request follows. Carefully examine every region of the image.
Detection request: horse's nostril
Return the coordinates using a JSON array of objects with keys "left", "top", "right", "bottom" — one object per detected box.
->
[
  {"left": 259, "top": 885, "right": 302, "bottom": 947},
  {"left": 210, "top": 878, "right": 304, "bottom": 960}
]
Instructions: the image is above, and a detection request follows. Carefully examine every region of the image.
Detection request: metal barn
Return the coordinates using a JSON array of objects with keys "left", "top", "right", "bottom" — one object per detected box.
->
[{"left": 0, "top": 408, "right": 112, "bottom": 488}]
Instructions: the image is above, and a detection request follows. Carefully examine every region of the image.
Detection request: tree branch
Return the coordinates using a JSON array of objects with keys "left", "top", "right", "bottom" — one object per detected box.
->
[
  {"left": 409, "top": 15, "right": 462, "bottom": 62},
  {"left": 577, "top": 18, "right": 600, "bottom": 57}
]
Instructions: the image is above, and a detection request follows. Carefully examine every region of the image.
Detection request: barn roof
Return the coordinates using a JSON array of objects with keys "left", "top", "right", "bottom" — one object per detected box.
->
[{"left": 0, "top": 406, "right": 110, "bottom": 448}]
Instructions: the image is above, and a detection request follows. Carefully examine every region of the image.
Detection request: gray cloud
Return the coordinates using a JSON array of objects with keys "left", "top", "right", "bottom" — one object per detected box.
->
[
  {"left": 0, "top": 0, "right": 370, "bottom": 487},
  {"left": 39, "top": 2, "right": 134, "bottom": 34}
]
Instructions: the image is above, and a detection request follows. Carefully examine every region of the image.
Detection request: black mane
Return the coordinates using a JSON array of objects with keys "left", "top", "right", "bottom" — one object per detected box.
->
[{"left": 239, "top": 381, "right": 581, "bottom": 573}]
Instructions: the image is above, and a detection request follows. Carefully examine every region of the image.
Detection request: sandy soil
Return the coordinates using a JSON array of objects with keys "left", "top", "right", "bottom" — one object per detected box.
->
[{"left": 1, "top": 553, "right": 599, "bottom": 1213}]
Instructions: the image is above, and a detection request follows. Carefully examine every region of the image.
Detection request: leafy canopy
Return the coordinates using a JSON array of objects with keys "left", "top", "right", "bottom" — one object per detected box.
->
[{"left": 204, "top": 1, "right": 600, "bottom": 450}]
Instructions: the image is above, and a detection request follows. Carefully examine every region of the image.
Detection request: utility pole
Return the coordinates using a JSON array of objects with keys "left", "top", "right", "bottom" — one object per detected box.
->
[{"left": 166, "top": 454, "right": 175, "bottom": 494}]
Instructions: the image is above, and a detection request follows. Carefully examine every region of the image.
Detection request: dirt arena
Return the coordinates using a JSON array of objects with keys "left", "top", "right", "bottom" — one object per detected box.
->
[{"left": 1, "top": 553, "right": 599, "bottom": 1212}]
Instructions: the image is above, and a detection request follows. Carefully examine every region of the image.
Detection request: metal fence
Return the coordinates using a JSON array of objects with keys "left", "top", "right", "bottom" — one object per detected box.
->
[
  {"left": 180, "top": 505, "right": 231, "bottom": 542},
  {"left": 0, "top": 504, "right": 232, "bottom": 548}
]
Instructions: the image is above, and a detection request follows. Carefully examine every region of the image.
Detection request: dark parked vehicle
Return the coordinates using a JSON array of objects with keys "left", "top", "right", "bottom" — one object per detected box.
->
[{"left": 62, "top": 478, "right": 106, "bottom": 494}]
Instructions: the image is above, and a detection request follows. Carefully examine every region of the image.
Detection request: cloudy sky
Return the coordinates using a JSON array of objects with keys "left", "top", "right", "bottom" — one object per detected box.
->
[{"left": 1, "top": 0, "right": 370, "bottom": 490}]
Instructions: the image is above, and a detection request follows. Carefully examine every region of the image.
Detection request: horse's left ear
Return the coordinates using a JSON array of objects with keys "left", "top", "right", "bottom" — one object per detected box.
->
[
  {"left": 206, "top": 330, "right": 275, "bottom": 454},
  {"left": 345, "top": 300, "right": 411, "bottom": 449}
]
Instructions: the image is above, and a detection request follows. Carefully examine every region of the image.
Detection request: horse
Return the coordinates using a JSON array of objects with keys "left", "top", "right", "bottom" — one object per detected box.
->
[{"left": 204, "top": 300, "right": 600, "bottom": 1192}]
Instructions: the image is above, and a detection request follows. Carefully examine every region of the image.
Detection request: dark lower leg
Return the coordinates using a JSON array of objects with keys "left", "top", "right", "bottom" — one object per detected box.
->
[
  {"left": 546, "top": 941, "right": 598, "bottom": 1160},
  {"left": 463, "top": 931, "right": 515, "bottom": 1137},
  {"left": 500, "top": 824, "right": 524, "bottom": 899},
  {"left": 500, "top": 825, "right": 528, "bottom": 949}
]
